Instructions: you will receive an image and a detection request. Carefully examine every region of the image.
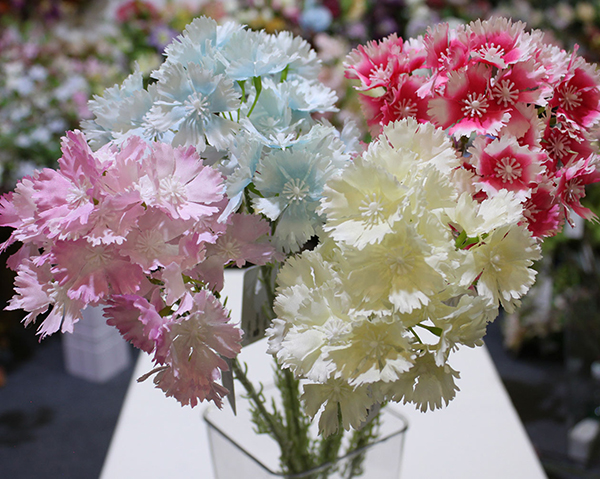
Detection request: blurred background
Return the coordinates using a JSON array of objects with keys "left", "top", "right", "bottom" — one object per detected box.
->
[{"left": 2, "top": 0, "right": 600, "bottom": 477}]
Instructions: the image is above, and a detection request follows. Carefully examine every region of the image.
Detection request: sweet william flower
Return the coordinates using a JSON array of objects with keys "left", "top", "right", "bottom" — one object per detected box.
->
[
  {"left": 279, "top": 78, "right": 338, "bottom": 114},
  {"left": 379, "top": 75, "right": 431, "bottom": 126},
  {"left": 193, "top": 213, "right": 280, "bottom": 291},
  {"left": 145, "top": 62, "right": 240, "bottom": 151},
  {"left": 343, "top": 222, "right": 446, "bottom": 314},
  {"left": 253, "top": 125, "right": 350, "bottom": 252},
  {"left": 32, "top": 131, "right": 101, "bottom": 241},
  {"left": 395, "top": 351, "right": 461, "bottom": 413},
  {"left": 82, "top": 70, "right": 157, "bottom": 149},
  {"left": 151, "top": 290, "right": 243, "bottom": 408},
  {"left": 273, "top": 31, "right": 320, "bottom": 79},
  {"left": 320, "top": 119, "right": 461, "bottom": 253},
  {"left": 555, "top": 155, "right": 600, "bottom": 222},
  {"left": 51, "top": 238, "right": 146, "bottom": 304},
  {"left": 344, "top": 34, "right": 424, "bottom": 92},
  {"left": 320, "top": 156, "right": 408, "bottom": 249},
  {"left": 550, "top": 61, "right": 600, "bottom": 129},
  {"left": 138, "top": 141, "right": 226, "bottom": 221},
  {"left": 523, "top": 185, "right": 563, "bottom": 238},
  {"left": 122, "top": 208, "right": 207, "bottom": 274},
  {"left": 275, "top": 281, "right": 353, "bottom": 382},
  {"left": 152, "top": 364, "right": 231, "bottom": 409},
  {"left": 83, "top": 192, "right": 146, "bottom": 247},
  {"left": 429, "top": 294, "right": 498, "bottom": 366},
  {"left": 447, "top": 189, "right": 524, "bottom": 238},
  {"left": 0, "top": 175, "right": 44, "bottom": 251},
  {"left": 327, "top": 316, "right": 414, "bottom": 385},
  {"left": 542, "top": 119, "right": 595, "bottom": 171},
  {"left": 467, "top": 18, "right": 533, "bottom": 69},
  {"left": 302, "top": 380, "right": 374, "bottom": 437},
  {"left": 222, "top": 29, "right": 290, "bottom": 81},
  {"left": 465, "top": 224, "right": 541, "bottom": 313},
  {"left": 221, "top": 130, "right": 264, "bottom": 218},
  {"left": 490, "top": 59, "right": 550, "bottom": 111},
  {"left": 7, "top": 259, "right": 85, "bottom": 338},
  {"left": 469, "top": 135, "right": 545, "bottom": 197},
  {"left": 207, "top": 213, "right": 279, "bottom": 268},
  {"left": 422, "top": 22, "right": 469, "bottom": 73},
  {"left": 428, "top": 63, "right": 509, "bottom": 138},
  {"left": 275, "top": 246, "right": 341, "bottom": 292},
  {"left": 380, "top": 118, "right": 461, "bottom": 175},
  {"left": 104, "top": 293, "right": 166, "bottom": 355},
  {"left": 161, "top": 16, "right": 242, "bottom": 70}
]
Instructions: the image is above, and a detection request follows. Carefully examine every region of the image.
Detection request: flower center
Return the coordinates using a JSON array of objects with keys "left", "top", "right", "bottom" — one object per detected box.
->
[
  {"left": 136, "top": 230, "right": 165, "bottom": 260},
  {"left": 359, "top": 193, "right": 385, "bottom": 226},
  {"left": 462, "top": 93, "right": 489, "bottom": 118},
  {"left": 216, "top": 239, "right": 241, "bottom": 261},
  {"left": 489, "top": 253, "right": 504, "bottom": 272},
  {"left": 322, "top": 317, "right": 351, "bottom": 344},
  {"left": 545, "top": 131, "right": 569, "bottom": 159},
  {"left": 386, "top": 247, "right": 415, "bottom": 276},
  {"left": 186, "top": 92, "right": 210, "bottom": 117},
  {"left": 494, "top": 156, "right": 522, "bottom": 183},
  {"left": 559, "top": 84, "right": 582, "bottom": 111},
  {"left": 369, "top": 64, "right": 391, "bottom": 85},
  {"left": 66, "top": 182, "right": 90, "bottom": 208},
  {"left": 438, "top": 49, "right": 453, "bottom": 69},
  {"left": 524, "top": 202, "right": 540, "bottom": 221},
  {"left": 564, "top": 178, "right": 585, "bottom": 204},
  {"left": 394, "top": 99, "right": 418, "bottom": 119},
  {"left": 282, "top": 178, "right": 309, "bottom": 204},
  {"left": 159, "top": 176, "right": 187, "bottom": 205},
  {"left": 477, "top": 42, "right": 506, "bottom": 63},
  {"left": 492, "top": 79, "right": 518, "bottom": 107},
  {"left": 87, "top": 245, "right": 112, "bottom": 266}
]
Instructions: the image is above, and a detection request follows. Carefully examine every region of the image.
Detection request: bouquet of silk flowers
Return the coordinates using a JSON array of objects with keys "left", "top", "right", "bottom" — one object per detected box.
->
[{"left": 2, "top": 16, "right": 600, "bottom": 474}]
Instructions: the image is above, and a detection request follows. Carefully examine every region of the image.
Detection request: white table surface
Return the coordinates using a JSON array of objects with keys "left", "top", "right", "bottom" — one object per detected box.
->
[{"left": 100, "top": 269, "right": 548, "bottom": 479}]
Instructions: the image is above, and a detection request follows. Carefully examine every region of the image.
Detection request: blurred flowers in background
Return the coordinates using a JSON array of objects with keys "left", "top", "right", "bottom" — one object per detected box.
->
[{"left": 0, "top": 1, "right": 127, "bottom": 191}]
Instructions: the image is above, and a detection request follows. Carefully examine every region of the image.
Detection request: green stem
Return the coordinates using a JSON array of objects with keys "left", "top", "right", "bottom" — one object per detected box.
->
[
  {"left": 344, "top": 411, "right": 382, "bottom": 478},
  {"left": 247, "top": 76, "right": 262, "bottom": 117},
  {"left": 260, "top": 263, "right": 277, "bottom": 308},
  {"left": 231, "top": 264, "right": 386, "bottom": 476},
  {"left": 415, "top": 322, "right": 443, "bottom": 337},
  {"left": 280, "top": 64, "right": 289, "bottom": 82},
  {"left": 231, "top": 359, "right": 288, "bottom": 452},
  {"left": 278, "top": 367, "right": 314, "bottom": 473},
  {"left": 233, "top": 359, "right": 310, "bottom": 474},
  {"left": 409, "top": 326, "right": 423, "bottom": 343}
]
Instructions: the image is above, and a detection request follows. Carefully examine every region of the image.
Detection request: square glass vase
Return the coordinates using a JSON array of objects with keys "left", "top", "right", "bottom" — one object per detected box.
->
[{"left": 203, "top": 393, "right": 408, "bottom": 479}]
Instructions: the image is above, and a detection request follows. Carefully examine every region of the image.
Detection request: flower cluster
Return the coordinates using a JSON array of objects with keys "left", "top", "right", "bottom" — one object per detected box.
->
[
  {"left": 345, "top": 17, "right": 600, "bottom": 239},
  {"left": 267, "top": 118, "right": 541, "bottom": 435},
  {"left": 83, "top": 15, "right": 354, "bottom": 252},
  {"left": 1, "top": 16, "right": 352, "bottom": 408},
  {"left": 405, "top": 0, "right": 600, "bottom": 65},
  {"left": 0, "top": 129, "right": 280, "bottom": 406}
]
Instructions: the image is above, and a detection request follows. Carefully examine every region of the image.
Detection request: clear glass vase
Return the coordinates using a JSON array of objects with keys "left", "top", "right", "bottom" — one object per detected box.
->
[{"left": 203, "top": 393, "right": 409, "bottom": 479}]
